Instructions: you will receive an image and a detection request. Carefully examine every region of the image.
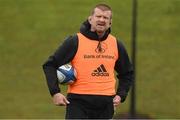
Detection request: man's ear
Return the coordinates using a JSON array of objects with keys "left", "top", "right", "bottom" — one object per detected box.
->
[
  {"left": 88, "top": 16, "right": 92, "bottom": 23},
  {"left": 109, "top": 19, "right": 112, "bottom": 27},
  {"left": 110, "top": 19, "right": 112, "bottom": 25}
]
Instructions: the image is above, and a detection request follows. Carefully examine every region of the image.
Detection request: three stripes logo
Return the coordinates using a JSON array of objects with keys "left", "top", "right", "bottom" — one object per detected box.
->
[{"left": 91, "top": 64, "right": 109, "bottom": 76}]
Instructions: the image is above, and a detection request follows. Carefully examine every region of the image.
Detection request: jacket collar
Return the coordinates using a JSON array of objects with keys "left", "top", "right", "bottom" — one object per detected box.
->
[{"left": 79, "top": 20, "right": 111, "bottom": 41}]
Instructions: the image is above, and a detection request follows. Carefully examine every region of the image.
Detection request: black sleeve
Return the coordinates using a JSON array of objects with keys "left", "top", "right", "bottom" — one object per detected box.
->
[
  {"left": 115, "top": 40, "right": 134, "bottom": 103},
  {"left": 42, "top": 35, "right": 78, "bottom": 96}
]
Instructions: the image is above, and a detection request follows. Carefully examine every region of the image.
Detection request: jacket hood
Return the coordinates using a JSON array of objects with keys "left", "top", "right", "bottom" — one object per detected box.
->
[{"left": 79, "top": 20, "right": 111, "bottom": 41}]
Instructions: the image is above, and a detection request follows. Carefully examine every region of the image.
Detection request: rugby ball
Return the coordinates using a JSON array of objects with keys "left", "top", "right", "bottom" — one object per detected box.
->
[{"left": 56, "top": 64, "right": 76, "bottom": 84}]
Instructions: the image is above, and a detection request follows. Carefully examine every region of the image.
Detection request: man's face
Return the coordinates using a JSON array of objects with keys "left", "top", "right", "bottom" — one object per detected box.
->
[{"left": 89, "top": 8, "right": 112, "bottom": 34}]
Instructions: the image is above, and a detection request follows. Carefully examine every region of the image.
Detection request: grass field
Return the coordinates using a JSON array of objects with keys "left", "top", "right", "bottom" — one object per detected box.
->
[{"left": 0, "top": 0, "right": 179, "bottom": 119}]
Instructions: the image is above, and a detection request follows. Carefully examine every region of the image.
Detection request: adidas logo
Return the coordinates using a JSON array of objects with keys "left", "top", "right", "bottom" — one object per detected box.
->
[{"left": 91, "top": 64, "right": 109, "bottom": 76}]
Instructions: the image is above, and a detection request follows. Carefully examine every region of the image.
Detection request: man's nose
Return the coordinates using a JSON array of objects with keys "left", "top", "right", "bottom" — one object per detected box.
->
[{"left": 99, "top": 17, "right": 105, "bottom": 22}]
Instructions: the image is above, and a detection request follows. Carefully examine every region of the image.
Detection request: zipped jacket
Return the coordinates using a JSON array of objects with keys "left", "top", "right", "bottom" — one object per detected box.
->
[{"left": 42, "top": 20, "right": 134, "bottom": 102}]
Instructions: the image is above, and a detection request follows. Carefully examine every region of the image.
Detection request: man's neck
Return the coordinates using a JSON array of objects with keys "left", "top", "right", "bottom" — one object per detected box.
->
[
  {"left": 90, "top": 27, "right": 106, "bottom": 39},
  {"left": 97, "top": 31, "right": 105, "bottom": 39}
]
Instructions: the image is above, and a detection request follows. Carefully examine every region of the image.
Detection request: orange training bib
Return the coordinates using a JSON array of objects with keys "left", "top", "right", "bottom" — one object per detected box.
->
[{"left": 68, "top": 33, "right": 118, "bottom": 96}]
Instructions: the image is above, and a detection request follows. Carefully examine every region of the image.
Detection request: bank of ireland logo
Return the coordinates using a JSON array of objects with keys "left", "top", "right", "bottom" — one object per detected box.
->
[
  {"left": 91, "top": 64, "right": 109, "bottom": 76},
  {"left": 95, "top": 42, "right": 107, "bottom": 53}
]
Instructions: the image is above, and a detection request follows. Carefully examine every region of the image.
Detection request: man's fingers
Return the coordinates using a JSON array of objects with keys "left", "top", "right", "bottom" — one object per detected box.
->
[
  {"left": 113, "top": 95, "right": 121, "bottom": 107},
  {"left": 113, "top": 102, "right": 119, "bottom": 107},
  {"left": 54, "top": 99, "right": 66, "bottom": 106},
  {"left": 52, "top": 93, "right": 69, "bottom": 106},
  {"left": 55, "top": 102, "right": 65, "bottom": 106},
  {"left": 63, "top": 98, "right": 70, "bottom": 105},
  {"left": 65, "top": 99, "right": 70, "bottom": 104}
]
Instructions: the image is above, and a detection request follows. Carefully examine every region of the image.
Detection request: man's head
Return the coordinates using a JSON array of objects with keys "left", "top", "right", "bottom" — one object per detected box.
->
[{"left": 88, "top": 4, "right": 112, "bottom": 36}]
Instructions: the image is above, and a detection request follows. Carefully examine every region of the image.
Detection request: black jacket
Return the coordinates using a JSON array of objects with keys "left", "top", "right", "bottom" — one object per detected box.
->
[{"left": 42, "top": 20, "right": 134, "bottom": 102}]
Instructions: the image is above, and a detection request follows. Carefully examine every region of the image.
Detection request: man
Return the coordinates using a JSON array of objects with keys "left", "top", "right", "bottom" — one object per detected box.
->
[{"left": 43, "top": 3, "right": 134, "bottom": 119}]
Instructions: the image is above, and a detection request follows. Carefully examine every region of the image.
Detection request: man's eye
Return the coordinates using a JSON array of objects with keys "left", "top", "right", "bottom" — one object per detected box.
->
[
  {"left": 104, "top": 17, "right": 109, "bottom": 19},
  {"left": 96, "top": 16, "right": 101, "bottom": 18}
]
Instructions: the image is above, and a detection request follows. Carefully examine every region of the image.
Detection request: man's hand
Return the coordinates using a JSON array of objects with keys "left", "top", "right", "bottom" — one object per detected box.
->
[
  {"left": 52, "top": 93, "right": 70, "bottom": 106},
  {"left": 113, "top": 95, "right": 121, "bottom": 107}
]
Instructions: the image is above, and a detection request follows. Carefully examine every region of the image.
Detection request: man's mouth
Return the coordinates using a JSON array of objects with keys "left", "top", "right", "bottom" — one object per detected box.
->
[{"left": 97, "top": 23, "right": 105, "bottom": 26}]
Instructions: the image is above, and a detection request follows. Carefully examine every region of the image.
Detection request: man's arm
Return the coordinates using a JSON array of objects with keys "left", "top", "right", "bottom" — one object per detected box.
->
[
  {"left": 115, "top": 40, "right": 134, "bottom": 103},
  {"left": 42, "top": 35, "right": 78, "bottom": 96}
]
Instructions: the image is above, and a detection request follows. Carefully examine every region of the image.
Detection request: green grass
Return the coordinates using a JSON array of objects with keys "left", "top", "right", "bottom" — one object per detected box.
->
[
  {"left": 137, "top": 0, "right": 180, "bottom": 118},
  {"left": 0, "top": 0, "right": 179, "bottom": 119}
]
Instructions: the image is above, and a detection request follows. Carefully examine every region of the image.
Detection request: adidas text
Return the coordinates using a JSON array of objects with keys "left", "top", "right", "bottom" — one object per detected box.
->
[{"left": 91, "top": 72, "right": 109, "bottom": 76}]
